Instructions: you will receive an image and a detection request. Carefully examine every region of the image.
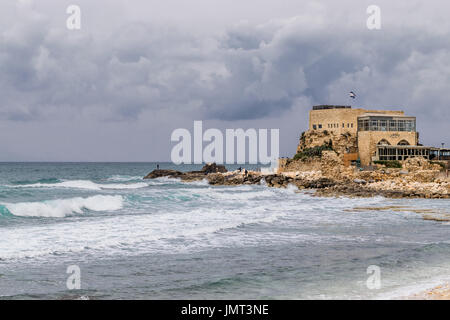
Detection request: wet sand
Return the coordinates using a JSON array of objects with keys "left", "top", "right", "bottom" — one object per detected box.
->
[{"left": 407, "top": 283, "right": 450, "bottom": 300}]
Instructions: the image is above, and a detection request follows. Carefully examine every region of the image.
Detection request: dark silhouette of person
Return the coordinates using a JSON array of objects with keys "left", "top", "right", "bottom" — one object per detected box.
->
[{"left": 157, "top": 164, "right": 160, "bottom": 170}]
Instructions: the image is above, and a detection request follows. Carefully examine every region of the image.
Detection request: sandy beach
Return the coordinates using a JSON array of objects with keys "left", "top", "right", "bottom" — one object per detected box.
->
[{"left": 407, "top": 283, "right": 450, "bottom": 300}]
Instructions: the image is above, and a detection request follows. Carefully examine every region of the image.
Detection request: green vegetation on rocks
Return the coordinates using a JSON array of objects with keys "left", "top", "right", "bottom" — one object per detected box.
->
[
  {"left": 430, "top": 161, "right": 447, "bottom": 170},
  {"left": 293, "top": 141, "right": 333, "bottom": 160},
  {"left": 373, "top": 160, "right": 402, "bottom": 168}
]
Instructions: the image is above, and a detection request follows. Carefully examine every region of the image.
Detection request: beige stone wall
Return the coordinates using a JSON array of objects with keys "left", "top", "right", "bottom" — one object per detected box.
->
[
  {"left": 309, "top": 108, "right": 405, "bottom": 134},
  {"left": 297, "top": 130, "right": 358, "bottom": 156},
  {"left": 309, "top": 108, "right": 363, "bottom": 134},
  {"left": 357, "top": 131, "right": 418, "bottom": 166},
  {"left": 278, "top": 158, "right": 322, "bottom": 173}
]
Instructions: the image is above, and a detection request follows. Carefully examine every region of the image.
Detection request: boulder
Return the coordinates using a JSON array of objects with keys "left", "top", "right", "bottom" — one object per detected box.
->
[
  {"left": 144, "top": 169, "right": 184, "bottom": 179},
  {"left": 353, "top": 179, "right": 367, "bottom": 185},
  {"left": 207, "top": 173, "right": 225, "bottom": 185},
  {"left": 201, "top": 163, "right": 227, "bottom": 174}
]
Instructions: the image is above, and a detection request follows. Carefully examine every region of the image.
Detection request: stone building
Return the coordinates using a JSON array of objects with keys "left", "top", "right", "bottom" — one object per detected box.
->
[{"left": 306, "top": 105, "right": 449, "bottom": 166}]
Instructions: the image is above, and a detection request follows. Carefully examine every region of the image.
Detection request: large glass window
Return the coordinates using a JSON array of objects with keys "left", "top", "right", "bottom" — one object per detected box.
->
[
  {"left": 358, "top": 118, "right": 415, "bottom": 132},
  {"left": 389, "top": 120, "right": 397, "bottom": 131},
  {"left": 370, "top": 120, "right": 378, "bottom": 131},
  {"left": 405, "top": 120, "right": 415, "bottom": 131}
]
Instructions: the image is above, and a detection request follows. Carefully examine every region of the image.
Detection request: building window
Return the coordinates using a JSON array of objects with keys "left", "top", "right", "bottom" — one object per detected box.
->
[
  {"left": 377, "top": 139, "right": 391, "bottom": 146},
  {"left": 370, "top": 120, "right": 378, "bottom": 131},
  {"left": 313, "top": 124, "right": 317, "bottom": 130},
  {"left": 351, "top": 123, "right": 353, "bottom": 128},
  {"left": 405, "top": 120, "right": 414, "bottom": 132},
  {"left": 389, "top": 120, "right": 397, "bottom": 131},
  {"left": 358, "top": 120, "right": 363, "bottom": 131},
  {"left": 358, "top": 118, "right": 416, "bottom": 132},
  {"left": 318, "top": 124, "right": 322, "bottom": 129}
]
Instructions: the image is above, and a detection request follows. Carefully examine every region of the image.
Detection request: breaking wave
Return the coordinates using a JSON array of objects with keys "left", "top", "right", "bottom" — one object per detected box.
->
[
  {"left": 0, "top": 195, "right": 124, "bottom": 218},
  {"left": 6, "top": 180, "right": 148, "bottom": 191}
]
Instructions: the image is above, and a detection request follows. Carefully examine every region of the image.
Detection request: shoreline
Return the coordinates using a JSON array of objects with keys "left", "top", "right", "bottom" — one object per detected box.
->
[
  {"left": 406, "top": 283, "right": 450, "bottom": 300},
  {"left": 144, "top": 163, "right": 450, "bottom": 300},
  {"left": 144, "top": 165, "right": 450, "bottom": 200}
]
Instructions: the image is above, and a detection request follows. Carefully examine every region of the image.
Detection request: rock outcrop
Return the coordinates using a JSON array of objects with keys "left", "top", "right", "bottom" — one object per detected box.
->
[
  {"left": 143, "top": 158, "right": 449, "bottom": 199},
  {"left": 297, "top": 130, "right": 357, "bottom": 156},
  {"left": 144, "top": 169, "right": 184, "bottom": 179},
  {"left": 144, "top": 163, "right": 227, "bottom": 182},
  {"left": 201, "top": 163, "right": 227, "bottom": 174}
]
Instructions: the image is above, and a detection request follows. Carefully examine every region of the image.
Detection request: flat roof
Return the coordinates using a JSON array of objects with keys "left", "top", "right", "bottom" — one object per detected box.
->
[{"left": 312, "top": 105, "right": 351, "bottom": 110}]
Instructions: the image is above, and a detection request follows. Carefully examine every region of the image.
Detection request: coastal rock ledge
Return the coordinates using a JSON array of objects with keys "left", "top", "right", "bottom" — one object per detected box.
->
[{"left": 144, "top": 162, "right": 450, "bottom": 199}]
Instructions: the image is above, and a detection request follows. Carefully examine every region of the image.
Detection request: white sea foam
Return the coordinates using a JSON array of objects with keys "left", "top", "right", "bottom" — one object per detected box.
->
[
  {"left": 107, "top": 175, "right": 143, "bottom": 182},
  {"left": 100, "top": 182, "right": 149, "bottom": 190},
  {"left": 286, "top": 183, "right": 299, "bottom": 192},
  {"left": 0, "top": 197, "right": 295, "bottom": 261},
  {"left": 185, "top": 178, "right": 210, "bottom": 186},
  {"left": 147, "top": 176, "right": 182, "bottom": 184},
  {"left": 2, "top": 195, "right": 124, "bottom": 218},
  {"left": 8, "top": 180, "right": 148, "bottom": 190}
]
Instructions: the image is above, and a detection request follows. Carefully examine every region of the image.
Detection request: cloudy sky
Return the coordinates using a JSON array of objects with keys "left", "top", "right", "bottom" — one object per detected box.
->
[{"left": 0, "top": 0, "right": 449, "bottom": 161}]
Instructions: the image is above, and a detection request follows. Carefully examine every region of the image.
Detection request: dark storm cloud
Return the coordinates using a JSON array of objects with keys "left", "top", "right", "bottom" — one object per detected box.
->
[
  {"left": 2, "top": 7, "right": 449, "bottom": 124},
  {"left": 0, "top": 0, "right": 448, "bottom": 160}
]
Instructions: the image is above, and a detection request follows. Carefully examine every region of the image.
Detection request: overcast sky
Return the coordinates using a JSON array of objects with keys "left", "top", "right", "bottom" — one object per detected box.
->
[{"left": 0, "top": 0, "right": 449, "bottom": 161}]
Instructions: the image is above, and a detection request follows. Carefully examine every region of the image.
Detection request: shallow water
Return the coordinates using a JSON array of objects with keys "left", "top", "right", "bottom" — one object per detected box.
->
[{"left": 0, "top": 162, "right": 449, "bottom": 299}]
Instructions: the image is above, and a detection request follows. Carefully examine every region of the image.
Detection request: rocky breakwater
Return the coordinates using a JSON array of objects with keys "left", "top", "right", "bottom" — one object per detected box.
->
[
  {"left": 315, "top": 157, "right": 450, "bottom": 199},
  {"left": 144, "top": 156, "right": 449, "bottom": 199},
  {"left": 144, "top": 163, "right": 338, "bottom": 190},
  {"left": 144, "top": 163, "right": 227, "bottom": 182}
]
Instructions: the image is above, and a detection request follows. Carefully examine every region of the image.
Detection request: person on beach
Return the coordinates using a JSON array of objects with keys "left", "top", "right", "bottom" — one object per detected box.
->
[{"left": 157, "top": 164, "right": 160, "bottom": 170}]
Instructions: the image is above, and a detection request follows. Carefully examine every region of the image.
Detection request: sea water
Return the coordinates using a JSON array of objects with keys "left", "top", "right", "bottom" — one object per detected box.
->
[{"left": 0, "top": 162, "right": 449, "bottom": 299}]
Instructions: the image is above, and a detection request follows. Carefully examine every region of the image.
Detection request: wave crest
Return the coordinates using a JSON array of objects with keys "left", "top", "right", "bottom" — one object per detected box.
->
[
  {"left": 7, "top": 180, "right": 148, "bottom": 190},
  {"left": 1, "top": 195, "right": 124, "bottom": 218}
]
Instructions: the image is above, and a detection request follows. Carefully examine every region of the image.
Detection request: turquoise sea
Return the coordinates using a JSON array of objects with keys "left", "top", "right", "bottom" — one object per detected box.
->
[{"left": 0, "top": 162, "right": 449, "bottom": 299}]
